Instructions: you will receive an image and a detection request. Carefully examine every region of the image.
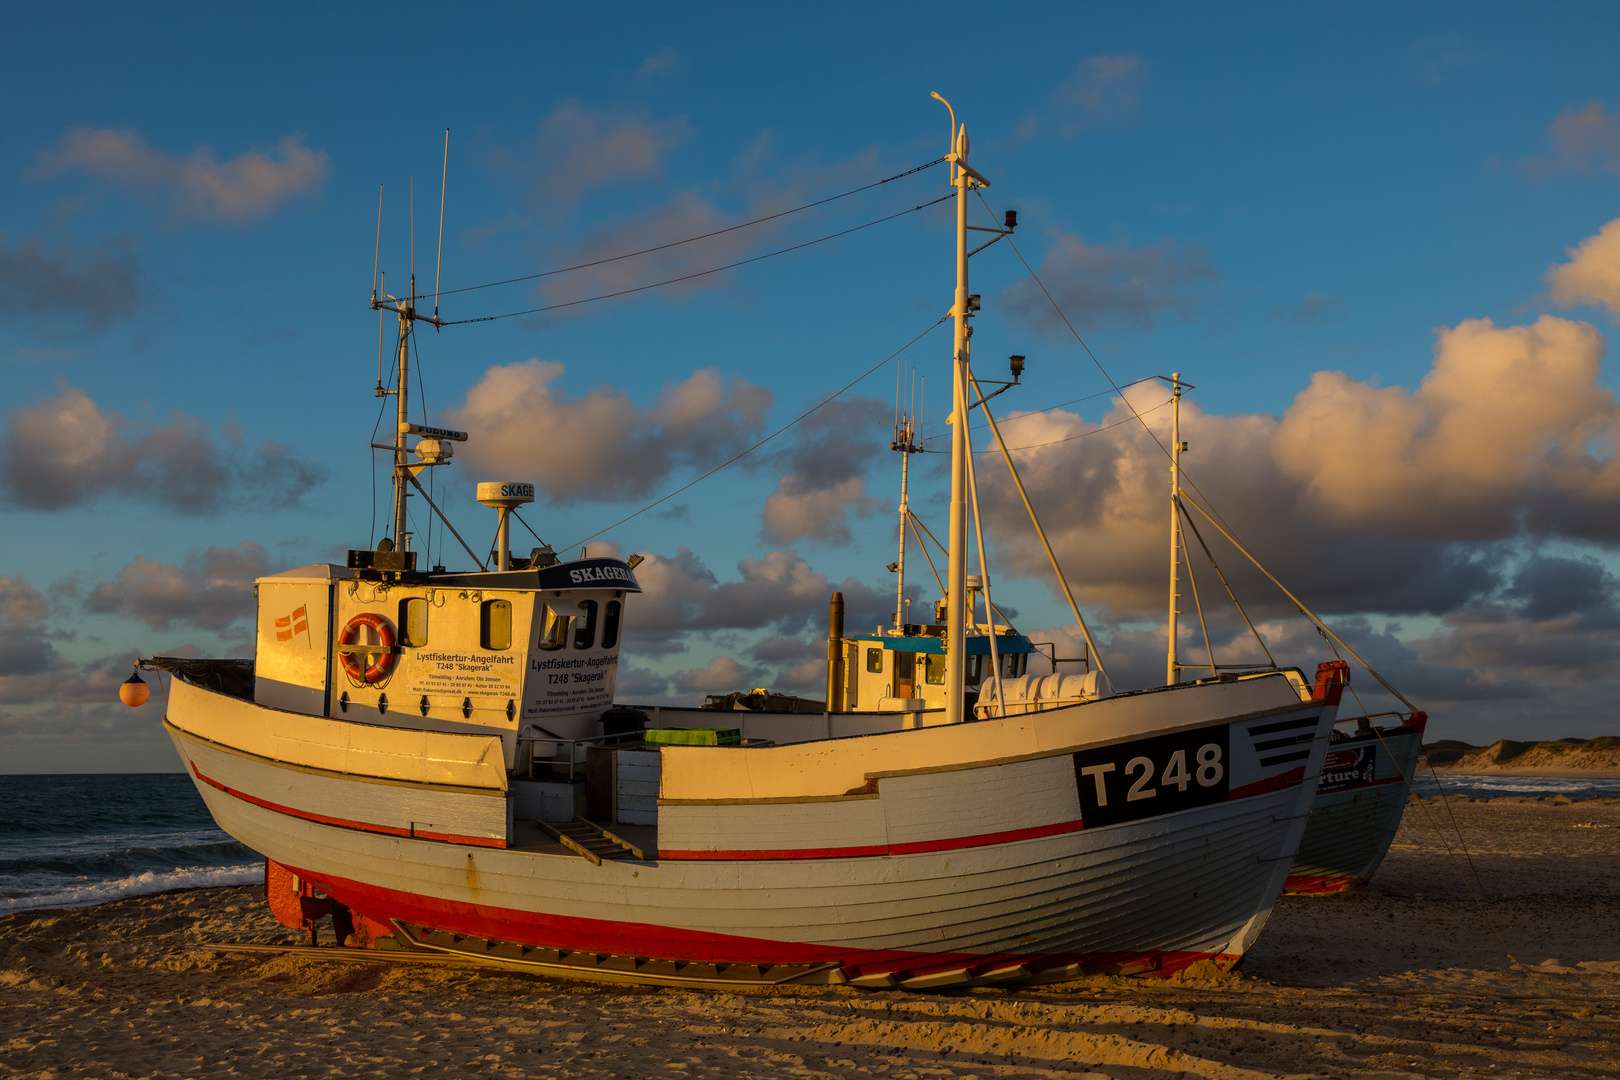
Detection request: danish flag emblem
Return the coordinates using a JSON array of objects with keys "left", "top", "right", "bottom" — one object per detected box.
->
[{"left": 275, "top": 606, "right": 310, "bottom": 644}]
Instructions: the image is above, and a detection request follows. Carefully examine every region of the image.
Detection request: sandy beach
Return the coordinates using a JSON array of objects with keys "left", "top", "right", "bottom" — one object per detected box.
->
[{"left": 2, "top": 796, "right": 1617, "bottom": 1079}]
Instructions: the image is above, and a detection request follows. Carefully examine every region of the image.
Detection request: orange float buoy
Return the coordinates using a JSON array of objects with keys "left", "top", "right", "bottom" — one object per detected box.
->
[{"left": 119, "top": 671, "right": 150, "bottom": 707}]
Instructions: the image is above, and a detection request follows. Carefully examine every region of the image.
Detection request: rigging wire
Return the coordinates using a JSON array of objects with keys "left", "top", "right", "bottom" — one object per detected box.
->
[
  {"left": 561, "top": 314, "right": 952, "bottom": 552},
  {"left": 444, "top": 193, "right": 954, "bottom": 325},
  {"left": 512, "top": 509, "right": 548, "bottom": 550},
  {"left": 410, "top": 158, "right": 945, "bottom": 303}
]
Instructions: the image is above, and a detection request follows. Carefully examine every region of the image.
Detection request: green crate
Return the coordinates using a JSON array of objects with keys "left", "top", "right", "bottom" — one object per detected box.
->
[{"left": 643, "top": 726, "right": 742, "bottom": 746}]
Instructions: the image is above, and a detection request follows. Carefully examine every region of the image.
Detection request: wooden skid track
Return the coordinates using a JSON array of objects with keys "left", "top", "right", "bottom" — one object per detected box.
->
[{"left": 390, "top": 920, "right": 846, "bottom": 988}]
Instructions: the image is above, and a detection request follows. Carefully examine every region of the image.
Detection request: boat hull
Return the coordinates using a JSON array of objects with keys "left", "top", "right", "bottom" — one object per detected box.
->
[
  {"left": 1284, "top": 724, "right": 1424, "bottom": 894},
  {"left": 166, "top": 675, "right": 1338, "bottom": 989}
]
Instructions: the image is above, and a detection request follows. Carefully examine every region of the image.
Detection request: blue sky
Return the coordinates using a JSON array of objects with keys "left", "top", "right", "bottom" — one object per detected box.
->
[{"left": 7, "top": 2, "right": 1620, "bottom": 771}]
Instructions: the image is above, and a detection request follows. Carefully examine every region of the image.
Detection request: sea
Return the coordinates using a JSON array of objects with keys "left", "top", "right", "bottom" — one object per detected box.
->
[
  {"left": 2, "top": 771, "right": 1618, "bottom": 916},
  {"left": 1410, "top": 773, "right": 1620, "bottom": 801},
  {"left": 0, "top": 774, "right": 261, "bottom": 915}
]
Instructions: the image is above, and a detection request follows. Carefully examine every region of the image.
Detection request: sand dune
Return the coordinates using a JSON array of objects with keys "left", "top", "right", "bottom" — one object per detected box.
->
[
  {"left": 2, "top": 797, "right": 1617, "bottom": 1078},
  {"left": 1421, "top": 737, "right": 1620, "bottom": 775}
]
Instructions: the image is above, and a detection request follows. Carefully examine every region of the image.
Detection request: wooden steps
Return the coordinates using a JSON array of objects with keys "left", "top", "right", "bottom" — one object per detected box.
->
[{"left": 530, "top": 817, "right": 646, "bottom": 864}]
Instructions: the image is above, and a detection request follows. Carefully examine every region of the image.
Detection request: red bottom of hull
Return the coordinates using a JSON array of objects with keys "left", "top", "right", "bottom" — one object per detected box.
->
[
  {"left": 285, "top": 861, "right": 1239, "bottom": 985},
  {"left": 1283, "top": 872, "right": 1368, "bottom": 895}
]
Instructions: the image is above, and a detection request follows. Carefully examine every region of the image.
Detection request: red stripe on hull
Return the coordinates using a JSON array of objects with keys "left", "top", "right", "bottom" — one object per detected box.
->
[
  {"left": 189, "top": 760, "right": 506, "bottom": 849},
  {"left": 1229, "top": 765, "right": 1305, "bottom": 801},
  {"left": 659, "top": 817, "right": 1086, "bottom": 861},
  {"left": 1283, "top": 872, "right": 1368, "bottom": 895},
  {"left": 283, "top": 861, "right": 1234, "bottom": 981}
]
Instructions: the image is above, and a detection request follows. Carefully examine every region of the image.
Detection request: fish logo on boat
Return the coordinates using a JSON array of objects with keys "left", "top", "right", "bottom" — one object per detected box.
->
[
  {"left": 1318, "top": 746, "right": 1376, "bottom": 792},
  {"left": 274, "top": 606, "right": 310, "bottom": 645},
  {"left": 337, "top": 613, "right": 400, "bottom": 686}
]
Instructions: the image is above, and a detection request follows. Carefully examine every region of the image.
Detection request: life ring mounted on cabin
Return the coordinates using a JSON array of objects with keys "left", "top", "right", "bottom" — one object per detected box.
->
[{"left": 338, "top": 612, "right": 399, "bottom": 685}]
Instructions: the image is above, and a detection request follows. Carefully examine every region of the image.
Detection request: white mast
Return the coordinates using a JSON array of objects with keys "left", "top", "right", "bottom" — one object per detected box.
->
[
  {"left": 1166, "top": 372, "right": 1184, "bottom": 685},
  {"left": 932, "top": 93, "right": 990, "bottom": 726}
]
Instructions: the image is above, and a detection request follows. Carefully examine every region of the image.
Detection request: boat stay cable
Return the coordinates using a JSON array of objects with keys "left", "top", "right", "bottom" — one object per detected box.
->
[
  {"left": 511, "top": 509, "right": 549, "bottom": 550},
  {"left": 1178, "top": 518, "right": 1218, "bottom": 679},
  {"left": 906, "top": 515, "right": 947, "bottom": 598},
  {"left": 1177, "top": 503, "right": 1277, "bottom": 668},
  {"left": 416, "top": 158, "right": 946, "bottom": 303},
  {"left": 1177, "top": 490, "right": 1417, "bottom": 712},
  {"left": 970, "top": 376, "right": 1110, "bottom": 681},
  {"left": 444, "top": 193, "right": 953, "bottom": 326},
  {"left": 562, "top": 314, "right": 952, "bottom": 552}
]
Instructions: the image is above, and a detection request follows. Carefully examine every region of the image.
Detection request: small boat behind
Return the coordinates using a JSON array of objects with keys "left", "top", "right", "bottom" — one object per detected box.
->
[{"left": 1285, "top": 710, "right": 1426, "bottom": 894}]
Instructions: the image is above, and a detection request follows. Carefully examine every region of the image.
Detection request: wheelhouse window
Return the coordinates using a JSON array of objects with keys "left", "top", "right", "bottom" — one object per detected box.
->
[
  {"left": 536, "top": 604, "right": 569, "bottom": 651},
  {"left": 924, "top": 653, "right": 946, "bottom": 685},
  {"left": 398, "top": 597, "right": 428, "bottom": 647},
  {"left": 573, "top": 600, "right": 599, "bottom": 650},
  {"left": 866, "top": 647, "right": 884, "bottom": 673},
  {"left": 964, "top": 655, "right": 984, "bottom": 685},
  {"left": 1000, "top": 652, "right": 1027, "bottom": 678},
  {"left": 601, "top": 600, "right": 622, "bottom": 649},
  {"left": 481, "top": 599, "right": 512, "bottom": 651}
]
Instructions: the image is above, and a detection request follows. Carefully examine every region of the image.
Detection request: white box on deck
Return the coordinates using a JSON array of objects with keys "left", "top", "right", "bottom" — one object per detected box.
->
[
  {"left": 254, "top": 564, "right": 346, "bottom": 716},
  {"left": 615, "top": 749, "right": 660, "bottom": 825}
]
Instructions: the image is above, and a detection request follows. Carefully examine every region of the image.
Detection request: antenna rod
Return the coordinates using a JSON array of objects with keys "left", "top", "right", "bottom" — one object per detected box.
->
[
  {"left": 435, "top": 129, "right": 448, "bottom": 323},
  {"left": 393, "top": 299, "right": 412, "bottom": 549},
  {"left": 409, "top": 176, "right": 415, "bottom": 291},
  {"left": 373, "top": 185, "right": 383, "bottom": 301}
]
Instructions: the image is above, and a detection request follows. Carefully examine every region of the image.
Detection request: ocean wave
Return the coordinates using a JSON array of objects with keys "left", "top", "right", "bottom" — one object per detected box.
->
[
  {"left": 1411, "top": 774, "right": 1620, "bottom": 799},
  {"left": 0, "top": 862, "right": 264, "bottom": 914}
]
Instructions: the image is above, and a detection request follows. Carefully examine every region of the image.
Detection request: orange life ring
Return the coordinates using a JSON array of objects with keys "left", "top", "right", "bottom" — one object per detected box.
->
[{"left": 338, "top": 612, "right": 397, "bottom": 684}]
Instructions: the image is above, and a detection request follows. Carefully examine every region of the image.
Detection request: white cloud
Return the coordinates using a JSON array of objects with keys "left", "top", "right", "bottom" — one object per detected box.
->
[
  {"left": 85, "top": 541, "right": 267, "bottom": 632},
  {"left": 1051, "top": 54, "right": 1145, "bottom": 136},
  {"left": 979, "top": 312, "right": 1620, "bottom": 620},
  {"left": 1273, "top": 315, "right": 1620, "bottom": 537},
  {"left": 1522, "top": 103, "right": 1620, "bottom": 179},
  {"left": 999, "top": 231, "right": 1217, "bottom": 336},
  {"left": 1549, "top": 217, "right": 1620, "bottom": 319},
  {"left": 626, "top": 546, "right": 886, "bottom": 638},
  {"left": 0, "top": 386, "right": 328, "bottom": 513},
  {"left": 641, "top": 47, "right": 680, "bottom": 77},
  {"left": 763, "top": 475, "right": 879, "bottom": 544},
  {"left": 533, "top": 100, "right": 690, "bottom": 206},
  {"left": 448, "top": 362, "right": 770, "bottom": 503},
  {"left": 676, "top": 655, "right": 751, "bottom": 693},
  {"left": 35, "top": 129, "right": 329, "bottom": 222},
  {"left": 0, "top": 235, "right": 140, "bottom": 331},
  {"left": 760, "top": 395, "right": 889, "bottom": 545}
]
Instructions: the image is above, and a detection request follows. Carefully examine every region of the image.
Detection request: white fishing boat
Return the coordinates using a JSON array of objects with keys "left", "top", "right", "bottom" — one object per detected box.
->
[{"left": 132, "top": 100, "right": 1344, "bottom": 989}]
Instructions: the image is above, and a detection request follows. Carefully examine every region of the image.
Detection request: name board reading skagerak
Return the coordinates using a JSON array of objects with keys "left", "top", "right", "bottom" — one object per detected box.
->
[{"left": 1072, "top": 722, "right": 1229, "bottom": 828}]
